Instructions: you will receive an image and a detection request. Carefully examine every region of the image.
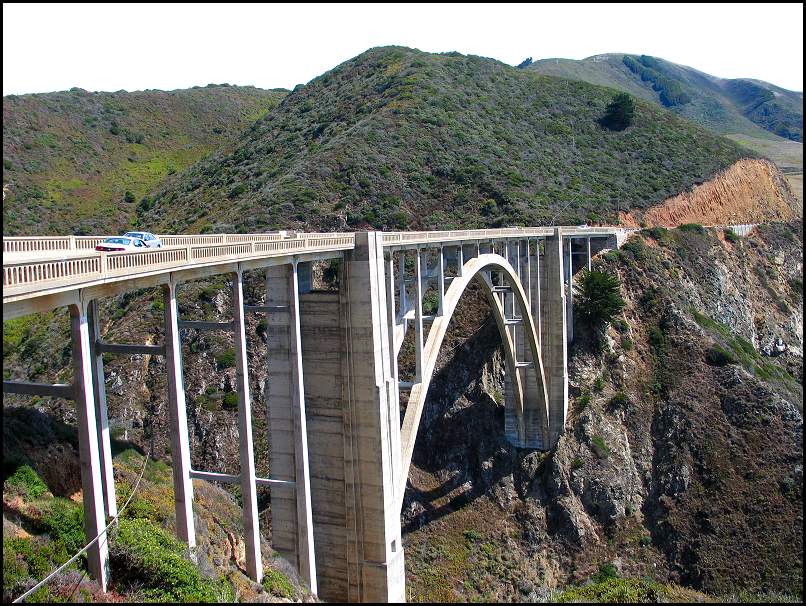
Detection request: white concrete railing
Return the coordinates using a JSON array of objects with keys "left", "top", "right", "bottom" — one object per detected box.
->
[
  {"left": 3, "top": 233, "right": 292, "bottom": 253},
  {"left": 3, "top": 235, "right": 355, "bottom": 291}
]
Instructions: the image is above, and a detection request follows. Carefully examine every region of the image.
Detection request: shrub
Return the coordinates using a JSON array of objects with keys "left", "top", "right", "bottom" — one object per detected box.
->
[
  {"left": 123, "top": 190, "right": 136, "bottom": 204},
  {"left": 215, "top": 348, "right": 236, "bottom": 369},
  {"left": 591, "top": 435, "right": 610, "bottom": 458},
  {"left": 594, "top": 563, "right": 619, "bottom": 582},
  {"left": 601, "top": 92, "right": 635, "bottom": 131},
  {"left": 621, "top": 336, "right": 633, "bottom": 351},
  {"left": 724, "top": 228, "right": 740, "bottom": 244},
  {"left": 41, "top": 498, "right": 86, "bottom": 556},
  {"left": 678, "top": 223, "right": 706, "bottom": 235},
  {"left": 576, "top": 392, "right": 591, "bottom": 412},
  {"left": 463, "top": 529, "right": 483, "bottom": 542},
  {"left": 609, "top": 391, "right": 629, "bottom": 409},
  {"left": 556, "top": 577, "right": 669, "bottom": 603},
  {"left": 262, "top": 568, "right": 294, "bottom": 599},
  {"left": 705, "top": 345, "right": 736, "bottom": 366},
  {"left": 110, "top": 518, "right": 231, "bottom": 602},
  {"left": 222, "top": 391, "right": 238, "bottom": 410},
  {"left": 592, "top": 376, "right": 605, "bottom": 393},
  {"left": 574, "top": 269, "right": 625, "bottom": 329},
  {"left": 5, "top": 464, "right": 49, "bottom": 499},
  {"left": 571, "top": 457, "right": 584, "bottom": 471}
]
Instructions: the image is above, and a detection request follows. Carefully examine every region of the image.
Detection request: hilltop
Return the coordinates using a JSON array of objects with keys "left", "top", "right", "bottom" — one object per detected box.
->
[
  {"left": 138, "top": 46, "right": 756, "bottom": 234},
  {"left": 529, "top": 53, "right": 803, "bottom": 144},
  {"left": 528, "top": 54, "right": 803, "bottom": 199},
  {"left": 2, "top": 85, "right": 287, "bottom": 235}
]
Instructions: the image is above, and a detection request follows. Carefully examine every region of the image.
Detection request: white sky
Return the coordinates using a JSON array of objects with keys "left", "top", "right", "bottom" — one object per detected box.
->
[{"left": 3, "top": 3, "right": 803, "bottom": 95}]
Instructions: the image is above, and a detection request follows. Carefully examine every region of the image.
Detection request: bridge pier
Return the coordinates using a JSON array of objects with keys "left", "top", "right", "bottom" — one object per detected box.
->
[{"left": 70, "top": 302, "right": 110, "bottom": 591}]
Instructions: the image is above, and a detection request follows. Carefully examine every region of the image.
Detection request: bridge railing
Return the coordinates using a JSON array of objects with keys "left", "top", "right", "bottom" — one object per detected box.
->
[
  {"left": 381, "top": 227, "right": 556, "bottom": 245},
  {"left": 3, "top": 233, "right": 293, "bottom": 253},
  {"left": 3, "top": 234, "right": 356, "bottom": 292}
]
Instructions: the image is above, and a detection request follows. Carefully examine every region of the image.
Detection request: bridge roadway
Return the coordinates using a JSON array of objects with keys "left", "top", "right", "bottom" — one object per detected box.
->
[{"left": 3, "top": 226, "right": 629, "bottom": 602}]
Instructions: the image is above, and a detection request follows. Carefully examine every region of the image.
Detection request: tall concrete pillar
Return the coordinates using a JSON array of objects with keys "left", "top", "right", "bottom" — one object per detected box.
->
[
  {"left": 232, "top": 270, "right": 262, "bottom": 583},
  {"left": 70, "top": 302, "right": 110, "bottom": 591},
  {"left": 163, "top": 282, "right": 196, "bottom": 554},
  {"left": 87, "top": 299, "right": 117, "bottom": 521},
  {"left": 341, "top": 232, "right": 405, "bottom": 602},
  {"left": 538, "top": 229, "right": 568, "bottom": 446}
]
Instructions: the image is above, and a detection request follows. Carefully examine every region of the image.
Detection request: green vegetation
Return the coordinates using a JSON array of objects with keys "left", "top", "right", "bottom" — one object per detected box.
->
[
  {"left": 529, "top": 52, "right": 802, "bottom": 144},
  {"left": 724, "top": 227, "right": 741, "bottom": 244},
  {"left": 692, "top": 310, "right": 798, "bottom": 392},
  {"left": 110, "top": 518, "right": 233, "bottom": 602},
  {"left": 556, "top": 576, "right": 672, "bottom": 603},
  {"left": 591, "top": 435, "right": 610, "bottom": 458},
  {"left": 214, "top": 348, "right": 236, "bottom": 369},
  {"left": 143, "top": 46, "right": 750, "bottom": 234},
  {"left": 609, "top": 391, "right": 629, "bottom": 409},
  {"left": 262, "top": 568, "right": 295, "bottom": 599},
  {"left": 4, "top": 464, "right": 49, "bottom": 499},
  {"left": 601, "top": 92, "right": 635, "bottom": 130},
  {"left": 574, "top": 269, "right": 625, "bottom": 329},
  {"left": 3, "top": 86, "right": 287, "bottom": 235}
]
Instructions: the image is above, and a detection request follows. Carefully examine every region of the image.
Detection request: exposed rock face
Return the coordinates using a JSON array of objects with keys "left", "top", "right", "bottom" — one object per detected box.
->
[
  {"left": 620, "top": 159, "right": 801, "bottom": 227},
  {"left": 404, "top": 221, "right": 803, "bottom": 599}
]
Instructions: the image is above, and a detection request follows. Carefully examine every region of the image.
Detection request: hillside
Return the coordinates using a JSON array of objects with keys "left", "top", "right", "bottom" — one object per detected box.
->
[
  {"left": 529, "top": 54, "right": 803, "bottom": 143},
  {"left": 528, "top": 54, "right": 804, "bottom": 201},
  {"left": 2, "top": 85, "right": 287, "bottom": 235},
  {"left": 138, "top": 46, "right": 755, "bottom": 234}
]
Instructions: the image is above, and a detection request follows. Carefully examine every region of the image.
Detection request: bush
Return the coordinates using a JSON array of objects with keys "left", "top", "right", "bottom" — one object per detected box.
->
[
  {"left": 592, "top": 376, "right": 605, "bottom": 393},
  {"left": 724, "top": 228, "right": 740, "bottom": 244},
  {"left": 262, "top": 568, "right": 294, "bottom": 599},
  {"left": 5, "top": 464, "right": 49, "bottom": 499},
  {"left": 571, "top": 457, "right": 584, "bottom": 471},
  {"left": 123, "top": 190, "right": 136, "bottom": 204},
  {"left": 609, "top": 391, "right": 629, "bottom": 409},
  {"left": 222, "top": 391, "right": 238, "bottom": 410},
  {"left": 576, "top": 392, "right": 591, "bottom": 412},
  {"left": 215, "top": 348, "right": 236, "bottom": 369},
  {"left": 620, "top": 336, "right": 633, "bottom": 351},
  {"left": 463, "top": 529, "right": 483, "bottom": 542},
  {"left": 591, "top": 435, "right": 610, "bottom": 458},
  {"left": 594, "top": 563, "right": 619, "bottom": 582},
  {"left": 574, "top": 269, "right": 625, "bottom": 329},
  {"left": 705, "top": 345, "right": 736, "bottom": 366},
  {"left": 601, "top": 92, "right": 635, "bottom": 131},
  {"left": 110, "top": 518, "right": 232, "bottom": 602},
  {"left": 679, "top": 223, "right": 706, "bottom": 235}
]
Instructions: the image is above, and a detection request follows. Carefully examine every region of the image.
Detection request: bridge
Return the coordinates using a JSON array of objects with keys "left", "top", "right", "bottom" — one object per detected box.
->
[{"left": 3, "top": 226, "right": 630, "bottom": 602}]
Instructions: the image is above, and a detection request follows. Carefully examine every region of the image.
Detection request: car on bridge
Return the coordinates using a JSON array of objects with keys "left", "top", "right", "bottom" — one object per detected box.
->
[
  {"left": 123, "top": 231, "right": 162, "bottom": 247},
  {"left": 95, "top": 236, "right": 150, "bottom": 252}
]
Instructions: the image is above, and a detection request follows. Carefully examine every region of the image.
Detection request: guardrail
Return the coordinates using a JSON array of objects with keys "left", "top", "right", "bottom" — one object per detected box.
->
[
  {"left": 4, "top": 235, "right": 355, "bottom": 292},
  {"left": 3, "top": 233, "right": 293, "bottom": 253}
]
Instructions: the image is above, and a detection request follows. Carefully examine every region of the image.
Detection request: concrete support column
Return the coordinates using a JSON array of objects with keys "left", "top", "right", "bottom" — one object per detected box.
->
[
  {"left": 163, "top": 282, "right": 196, "bottom": 554},
  {"left": 414, "top": 249, "right": 424, "bottom": 383},
  {"left": 436, "top": 246, "right": 445, "bottom": 316},
  {"left": 231, "top": 270, "right": 262, "bottom": 583},
  {"left": 566, "top": 238, "right": 574, "bottom": 344},
  {"left": 457, "top": 243, "right": 464, "bottom": 276},
  {"left": 341, "top": 232, "right": 405, "bottom": 602},
  {"left": 70, "top": 301, "right": 109, "bottom": 591},
  {"left": 586, "top": 237, "right": 592, "bottom": 271},
  {"left": 539, "top": 229, "right": 569, "bottom": 446},
  {"left": 87, "top": 299, "right": 117, "bottom": 521}
]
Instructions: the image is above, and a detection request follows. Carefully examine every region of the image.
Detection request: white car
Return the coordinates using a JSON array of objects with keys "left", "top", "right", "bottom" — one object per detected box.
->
[
  {"left": 95, "top": 236, "right": 150, "bottom": 252},
  {"left": 124, "top": 231, "right": 162, "bottom": 247}
]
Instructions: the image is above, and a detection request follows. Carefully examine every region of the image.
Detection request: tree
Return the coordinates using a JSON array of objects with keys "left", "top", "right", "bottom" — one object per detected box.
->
[
  {"left": 601, "top": 92, "right": 635, "bottom": 131},
  {"left": 574, "top": 268, "right": 625, "bottom": 329},
  {"left": 516, "top": 57, "right": 533, "bottom": 69}
]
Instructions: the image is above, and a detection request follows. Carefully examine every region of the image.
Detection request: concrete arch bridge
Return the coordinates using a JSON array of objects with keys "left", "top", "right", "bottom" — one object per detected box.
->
[{"left": 2, "top": 226, "right": 629, "bottom": 602}]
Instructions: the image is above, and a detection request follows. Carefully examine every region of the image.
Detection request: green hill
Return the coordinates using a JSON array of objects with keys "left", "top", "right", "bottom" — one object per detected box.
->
[
  {"left": 2, "top": 85, "right": 287, "bottom": 235},
  {"left": 139, "top": 46, "right": 752, "bottom": 234},
  {"left": 529, "top": 54, "right": 803, "bottom": 144}
]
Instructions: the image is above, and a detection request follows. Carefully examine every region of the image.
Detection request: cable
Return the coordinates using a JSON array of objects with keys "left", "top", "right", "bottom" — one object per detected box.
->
[{"left": 13, "top": 449, "right": 151, "bottom": 603}]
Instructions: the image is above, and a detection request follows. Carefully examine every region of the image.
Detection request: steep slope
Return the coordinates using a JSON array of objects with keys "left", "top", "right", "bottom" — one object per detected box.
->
[
  {"left": 140, "top": 46, "right": 753, "bottom": 234},
  {"left": 2, "top": 85, "right": 287, "bottom": 235},
  {"left": 529, "top": 53, "right": 803, "bottom": 143},
  {"left": 403, "top": 221, "right": 803, "bottom": 601}
]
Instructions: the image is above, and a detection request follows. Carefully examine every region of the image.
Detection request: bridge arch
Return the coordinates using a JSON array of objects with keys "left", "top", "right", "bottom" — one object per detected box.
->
[{"left": 397, "top": 253, "right": 550, "bottom": 505}]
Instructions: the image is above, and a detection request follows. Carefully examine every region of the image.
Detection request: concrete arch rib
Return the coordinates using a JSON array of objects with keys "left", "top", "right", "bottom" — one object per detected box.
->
[{"left": 397, "top": 253, "right": 550, "bottom": 508}]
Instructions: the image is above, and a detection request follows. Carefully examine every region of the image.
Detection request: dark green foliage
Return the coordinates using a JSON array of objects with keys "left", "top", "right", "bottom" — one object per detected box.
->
[
  {"left": 4, "top": 464, "right": 49, "bottom": 499},
  {"left": 601, "top": 92, "right": 635, "bottom": 130},
  {"left": 622, "top": 55, "right": 692, "bottom": 107},
  {"left": 571, "top": 457, "right": 584, "bottom": 471},
  {"left": 556, "top": 577, "right": 670, "bottom": 603},
  {"left": 41, "top": 498, "right": 86, "bottom": 556},
  {"left": 422, "top": 291, "right": 440, "bottom": 315},
  {"left": 706, "top": 346, "right": 736, "bottom": 366},
  {"left": 516, "top": 57, "right": 533, "bottom": 69},
  {"left": 576, "top": 392, "right": 591, "bottom": 412},
  {"left": 724, "top": 228, "right": 740, "bottom": 244},
  {"left": 214, "top": 348, "right": 236, "bottom": 369},
  {"left": 123, "top": 190, "right": 135, "bottom": 204},
  {"left": 620, "top": 336, "right": 633, "bottom": 351},
  {"left": 609, "top": 391, "right": 629, "bottom": 409},
  {"left": 679, "top": 222, "right": 706, "bottom": 235},
  {"left": 3, "top": 536, "right": 74, "bottom": 601},
  {"left": 592, "top": 376, "right": 605, "bottom": 393},
  {"left": 222, "top": 391, "right": 238, "bottom": 410},
  {"left": 110, "top": 518, "right": 232, "bottom": 602},
  {"left": 593, "top": 563, "right": 619, "bottom": 582},
  {"left": 574, "top": 269, "right": 625, "bottom": 329},
  {"left": 323, "top": 259, "right": 342, "bottom": 288}
]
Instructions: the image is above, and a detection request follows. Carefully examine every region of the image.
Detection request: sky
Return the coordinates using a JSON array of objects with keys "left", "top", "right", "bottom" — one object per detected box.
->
[{"left": 3, "top": 3, "right": 803, "bottom": 95}]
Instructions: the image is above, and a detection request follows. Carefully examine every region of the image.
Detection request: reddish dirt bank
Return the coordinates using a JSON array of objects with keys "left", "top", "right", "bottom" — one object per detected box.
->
[{"left": 620, "top": 159, "right": 800, "bottom": 227}]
